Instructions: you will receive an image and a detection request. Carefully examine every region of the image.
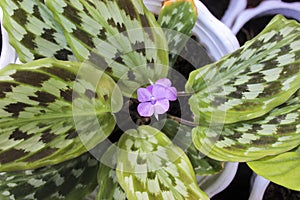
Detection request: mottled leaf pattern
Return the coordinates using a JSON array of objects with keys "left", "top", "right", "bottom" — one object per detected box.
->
[
  {"left": 0, "top": 0, "right": 75, "bottom": 61},
  {"left": 193, "top": 90, "right": 300, "bottom": 162},
  {"left": 97, "top": 145, "right": 126, "bottom": 200},
  {"left": 157, "top": 0, "right": 197, "bottom": 66},
  {"left": 46, "top": 0, "right": 169, "bottom": 96},
  {"left": 117, "top": 126, "right": 209, "bottom": 200},
  {"left": 248, "top": 145, "right": 300, "bottom": 191},
  {"left": 186, "top": 15, "right": 300, "bottom": 124},
  {"left": 0, "top": 153, "right": 98, "bottom": 200},
  {"left": 0, "top": 58, "right": 121, "bottom": 171},
  {"left": 162, "top": 119, "right": 223, "bottom": 175}
]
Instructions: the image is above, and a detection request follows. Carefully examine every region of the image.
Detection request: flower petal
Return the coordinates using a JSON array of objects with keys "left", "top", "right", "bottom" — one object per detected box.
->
[
  {"left": 166, "top": 87, "right": 177, "bottom": 101},
  {"left": 155, "top": 78, "right": 171, "bottom": 87},
  {"left": 138, "top": 102, "right": 154, "bottom": 117},
  {"left": 154, "top": 99, "right": 169, "bottom": 114},
  {"left": 152, "top": 84, "right": 167, "bottom": 100},
  {"left": 137, "top": 88, "right": 152, "bottom": 102},
  {"left": 146, "top": 85, "right": 153, "bottom": 93}
]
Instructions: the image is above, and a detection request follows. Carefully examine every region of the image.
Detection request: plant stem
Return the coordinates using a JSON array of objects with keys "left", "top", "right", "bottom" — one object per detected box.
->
[
  {"left": 177, "top": 91, "right": 194, "bottom": 97},
  {"left": 167, "top": 114, "right": 198, "bottom": 127}
]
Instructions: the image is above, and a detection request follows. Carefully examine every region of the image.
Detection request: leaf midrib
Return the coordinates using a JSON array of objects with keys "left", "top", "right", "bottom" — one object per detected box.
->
[{"left": 0, "top": 111, "right": 110, "bottom": 127}]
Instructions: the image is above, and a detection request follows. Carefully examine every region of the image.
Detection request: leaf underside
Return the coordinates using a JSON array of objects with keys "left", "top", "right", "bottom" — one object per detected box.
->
[
  {"left": 193, "top": 90, "right": 300, "bottom": 162},
  {"left": 248, "top": 145, "right": 300, "bottom": 191},
  {"left": 0, "top": 0, "right": 76, "bottom": 61},
  {"left": 45, "top": 0, "right": 169, "bottom": 96},
  {"left": 0, "top": 153, "right": 99, "bottom": 200},
  {"left": 186, "top": 15, "right": 300, "bottom": 124},
  {"left": 116, "top": 126, "right": 209, "bottom": 200},
  {"left": 0, "top": 58, "right": 120, "bottom": 171}
]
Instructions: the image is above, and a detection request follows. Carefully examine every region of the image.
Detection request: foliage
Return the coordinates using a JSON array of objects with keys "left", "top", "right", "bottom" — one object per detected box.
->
[{"left": 0, "top": 0, "right": 299, "bottom": 199}]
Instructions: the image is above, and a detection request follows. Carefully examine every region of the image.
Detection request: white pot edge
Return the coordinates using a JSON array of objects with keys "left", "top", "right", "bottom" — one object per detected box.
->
[
  {"left": 197, "top": 162, "right": 239, "bottom": 198},
  {"left": 249, "top": 173, "right": 270, "bottom": 200},
  {"left": 0, "top": 8, "right": 18, "bottom": 69},
  {"left": 231, "top": 0, "right": 300, "bottom": 34},
  {"left": 221, "top": 0, "right": 247, "bottom": 28}
]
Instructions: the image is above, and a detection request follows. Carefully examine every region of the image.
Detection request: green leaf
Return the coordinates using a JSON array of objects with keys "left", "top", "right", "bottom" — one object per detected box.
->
[
  {"left": 248, "top": 145, "right": 300, "bottom": 191},
  {"left": 162, "top": 119, "right": 223, "bottom": 175},
  {"left": 116, "top": 126, "right": 209, "bottom": 200},
  {"left": 0, "top": 153, "right": 99, "bottom": 200},
  {"left": 0, "top": 0, "right": 75, "bottom": 61},
  {"left": 45, "top": 0, "right": 169, "bottom": 97},
  {"left": 192, "top": 90, "right": 300, "bottom": 162},
  {"left": 97, "top": 144, "right": 126, "bottom": 200},
  {"left": 0, "top": 58, "right": 122, "bottom": 171},
  {"left": 186, "top": 15, "right": 300, "bottom": 124},
  {"left": 157, "top": 0, "right": 197, "bottom": 66}
]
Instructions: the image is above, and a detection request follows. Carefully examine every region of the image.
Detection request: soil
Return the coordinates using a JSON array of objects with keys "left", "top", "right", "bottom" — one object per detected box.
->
[
  {"left": 236, "top": 15, "right": 274, "bottom": 45},
  {"left": 199, "top": 0, "right": 230, "bottom": 19},
  {"left": 263, "top": 182, "right": 300, "bottom": 200},
  {"left": 198, "top": 0, "right": 265, "bottom": 19},
  {"left": 212, "top": 163, "right": 253, "bottom": 200},
  {"left": 246, "top": 0, "right": 263, "bottom": 8}
]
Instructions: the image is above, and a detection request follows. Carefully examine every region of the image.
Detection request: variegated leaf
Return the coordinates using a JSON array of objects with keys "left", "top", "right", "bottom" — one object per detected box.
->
[
  {"left": 157, "top": 0, "right": 197, "bottom": 66},
  {"left": 46, "top": 0, "right": 169, "bottom": 97},
  {"left": 162, "top": 119, "right": 223, "bottom": 175},
  {"left": 186, "top": 15, "right": 300, "bottom": 124},
  {"left": 0, "top": 58, "right": 122, "bottom": 171},
  {"left": 193, "top": 90, "right": 300, "bottom": 162},
  {"left": 97, "top": 145, "right": 126, "bottom": 200},
  {"left": 248, "top": 145, "right": 300, "bottom": 191},
  {"left": 0, "top": 153, "right": 98, "bottom": 200},
  {"left": 0, "top": 0, "right": 75, "bottom": 61},
  {"left": 116, "top": 126, "right": 209, "bottom": 200}
]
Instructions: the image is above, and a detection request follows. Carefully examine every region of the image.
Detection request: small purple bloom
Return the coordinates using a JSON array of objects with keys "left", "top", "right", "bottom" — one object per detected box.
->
[{"left": 137, "top": 78, "right": 177, "bottom": 118}]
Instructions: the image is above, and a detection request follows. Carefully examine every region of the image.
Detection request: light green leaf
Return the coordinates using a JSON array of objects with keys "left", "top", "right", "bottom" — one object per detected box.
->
[
  {"left": 157, "top": 0, "right": 197, "bottom": 66},
  {"left": 97, "top": 144, "right": 126, "bottom": 200},
  {"left": 45, "top": 0, "right": 169, "bottom": 97},
  {"left": 116, "top": 126, "right": 209, "bottom": 200},
  {"left": 186, "top": 15, "right": 300, "bottom": 124},
  {"left": 162, "top": 119, "right": 223, "bottom": 175},
  {"left": 193, "top": 90, "right": 300, "bottom": 162},
  {"left": 0, "top": 153, "right": 99, "bottom": 200},
  {"left": 0, "top": 0, "right": 75, "bottom": 61},
  {"left": 248, "top": 145, "right": 300, "bottom": 191},
  {"left": 0, "top": 58, "right": 122, "bottom": 171}
]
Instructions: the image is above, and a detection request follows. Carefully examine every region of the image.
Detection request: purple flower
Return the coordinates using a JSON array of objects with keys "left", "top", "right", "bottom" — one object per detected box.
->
[{"left": 137, "top": 78, "right": 177, "bottom": 119}]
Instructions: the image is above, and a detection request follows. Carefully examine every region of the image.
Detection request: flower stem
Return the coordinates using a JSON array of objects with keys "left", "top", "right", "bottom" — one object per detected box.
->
[
  {"left": 167, "top": 114, "right": 198, "bottom": 127},
  {"left": 177, "top": 91, "right": 194, "bottom": 97}
]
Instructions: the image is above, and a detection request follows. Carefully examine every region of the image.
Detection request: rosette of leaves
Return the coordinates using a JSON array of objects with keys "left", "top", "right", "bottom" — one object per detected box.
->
[{"left": 0, "top": 0, "right": 299, "bottom": 199}]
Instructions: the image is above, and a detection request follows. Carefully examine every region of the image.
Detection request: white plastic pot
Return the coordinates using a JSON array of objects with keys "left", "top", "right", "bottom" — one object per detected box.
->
[
  {"left": 197, "top": 162, "right": 239, "bottom": 198},
  {"left": 231, "top": 0, "right": 300, "bottom": 35},
  {"left": 221, "top": 0, "right": 247, "bottom": 28},
  {"left": 249, "top": 173, "right": 270, "bottom": 200},
  {"left": 0, "top": 8, "right": 17, "bottom": 69}
]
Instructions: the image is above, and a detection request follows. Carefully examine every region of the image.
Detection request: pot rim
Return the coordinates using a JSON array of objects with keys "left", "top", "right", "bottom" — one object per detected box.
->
[{"left": 231, "top": 0, "right": 300, "bottom": 34}]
